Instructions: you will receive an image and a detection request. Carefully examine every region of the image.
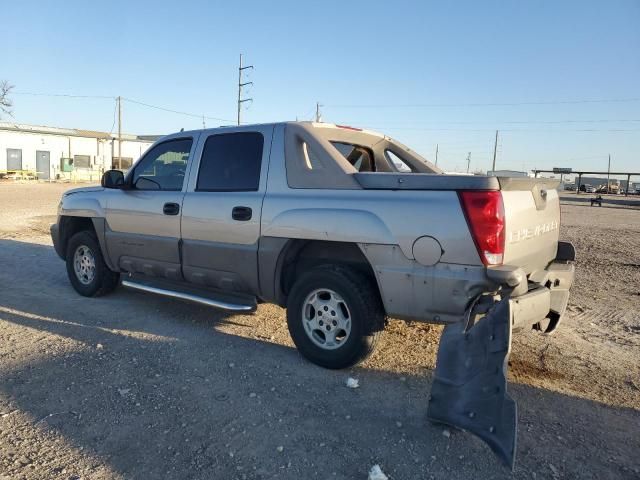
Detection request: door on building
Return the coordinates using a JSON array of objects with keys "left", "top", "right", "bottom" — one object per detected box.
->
[
  {"left": 6, "top": 149, "right": 22, "bottom": 171},
  {"left": 36, "top": 151, "right": 50, "bottom": 180}
]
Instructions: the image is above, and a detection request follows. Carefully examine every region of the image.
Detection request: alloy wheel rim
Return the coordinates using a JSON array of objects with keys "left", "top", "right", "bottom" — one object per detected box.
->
[
  {"left": 73, "top": 245, "right": 96, "bottom": 285},
  {"left": 301, "top": 288, "right": 351, "bottom": 350}
]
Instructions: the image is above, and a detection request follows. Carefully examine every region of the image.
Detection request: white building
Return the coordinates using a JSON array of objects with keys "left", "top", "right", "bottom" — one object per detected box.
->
[{"left": 0, "top": 122, "right": 158, "bottom": 180}]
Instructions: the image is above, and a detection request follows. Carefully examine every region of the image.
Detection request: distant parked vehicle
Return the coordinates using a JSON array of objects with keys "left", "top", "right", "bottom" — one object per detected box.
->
[
  {"left": 596, "top": 183, "right": 620, "bottom": 194},
  {"left": 563, "top": 183, "right": 576, "bottom": 191},
  {"left": 580, "top": 184, "right": 595, "bottom": 193}
]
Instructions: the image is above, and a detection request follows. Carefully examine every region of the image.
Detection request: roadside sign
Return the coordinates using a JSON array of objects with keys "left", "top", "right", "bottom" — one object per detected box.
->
[{"left": 553, "top": 167, "right": 573, "bottom": 174}]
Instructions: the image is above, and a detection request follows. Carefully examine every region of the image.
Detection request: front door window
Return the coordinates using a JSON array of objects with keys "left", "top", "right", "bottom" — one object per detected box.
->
[{"left": 132, "top": 138, "right": 192, "bottom": 191}]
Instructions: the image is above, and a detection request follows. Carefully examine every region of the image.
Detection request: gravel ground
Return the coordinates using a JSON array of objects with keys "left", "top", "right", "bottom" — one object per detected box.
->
[{"left": 0, "top": 183, "right": 638, "bottom": 480}]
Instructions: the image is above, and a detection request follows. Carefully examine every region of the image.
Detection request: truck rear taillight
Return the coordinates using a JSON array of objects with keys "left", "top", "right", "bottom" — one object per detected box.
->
[{"left": 459, "top": 191, "right": 505, "bottom": 266}]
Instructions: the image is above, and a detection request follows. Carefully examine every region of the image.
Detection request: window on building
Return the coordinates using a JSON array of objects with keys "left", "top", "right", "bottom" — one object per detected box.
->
[
  {"left": 112, "top": 157, "right": 134, "bottom": 170},
  {"left": 73, "top": 155, "right": 91, "bottom": 169},
  {"left": 132, "top": 138, "right": 192, "bottom": 191},
  {"left": 196, "top": 132, "right": 264, "bottom": 191}
]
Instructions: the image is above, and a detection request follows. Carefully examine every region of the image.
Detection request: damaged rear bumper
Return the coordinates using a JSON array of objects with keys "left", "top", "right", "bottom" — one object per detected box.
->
[
  {"left": 487, "top": 241, "right": 576, "bottom": 333},
  {"left": 427, "top": 241, "right": 575, "bottom": 468},
  {"left": 427, "top": 297, "right": 517, "bottom": 468}
]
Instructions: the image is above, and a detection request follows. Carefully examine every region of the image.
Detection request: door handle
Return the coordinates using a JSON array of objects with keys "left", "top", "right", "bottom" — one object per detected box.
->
[
  {"left": 163, "top": 202, "right": 180, "bottom": 216},
  {"left": 232, "top": 206, "right": 252, "bottom": 221}
]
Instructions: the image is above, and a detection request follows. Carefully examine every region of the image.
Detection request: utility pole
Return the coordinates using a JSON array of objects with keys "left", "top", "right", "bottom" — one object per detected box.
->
[
  {"left": 315, "top": 101, "right": 323, "bottom": 122},
  {"left": 491, "top": 129, "right": 499, "bottom": 172},
  {"left": 491, "top": 130, "right": 499, "bottom": 172},
  {"left": 202, "top": 115, "right": 206, "bottom": 129},
  {"left": 607, "top": 154, "right": 611, "bottom": 194},
  {"left": 117, "top": 96, "right": 122, "bottom": 170},
  {"left": 466, "top": 152, "right": 471, "bottom": 173},
  {"left": 237, "top": 54, "right": 253, "bottom": 125},
  {"left": 435, "top": 143, "right": 439, "bottom": 166}
]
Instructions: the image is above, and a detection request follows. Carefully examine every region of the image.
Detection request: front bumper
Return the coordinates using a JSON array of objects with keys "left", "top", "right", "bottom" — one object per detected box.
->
[
  {"left": 50, "top": 223, "right": 65, "bottom": 260},
  {"left": 487, "top": 241, "right": 576, "bottom": 333}
]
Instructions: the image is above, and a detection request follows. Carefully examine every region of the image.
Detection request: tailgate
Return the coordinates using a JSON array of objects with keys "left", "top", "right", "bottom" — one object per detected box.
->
[{"left": 499, "top": 177, "right": 560, "bottom": 274}]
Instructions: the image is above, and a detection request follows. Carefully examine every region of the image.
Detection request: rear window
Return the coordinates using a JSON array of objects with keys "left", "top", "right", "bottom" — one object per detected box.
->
[
  {"left": 330, "top": 142, "right": 375, "bottom": 172},
  {"left": 196, "top": 132, "right": 264, "bottom": 191}
]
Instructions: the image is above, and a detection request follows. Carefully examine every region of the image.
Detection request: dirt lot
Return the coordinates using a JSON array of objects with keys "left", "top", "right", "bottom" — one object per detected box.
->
[{"left": 0, "top": 183, "right": 638, "bottom": 479}]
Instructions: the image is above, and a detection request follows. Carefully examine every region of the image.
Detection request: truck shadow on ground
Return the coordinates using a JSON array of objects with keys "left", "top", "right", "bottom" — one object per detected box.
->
[{"left": 1, "top": 239, "right": 639, "bottom": 479}]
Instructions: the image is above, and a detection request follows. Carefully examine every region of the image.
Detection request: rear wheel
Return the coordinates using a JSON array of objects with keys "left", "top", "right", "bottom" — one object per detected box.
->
[
  {"left": 286, "top": 265, "right": 385, "bottom": 369},
  {"left": 66, "top": 230, "right": 119, "bottom": 297}
]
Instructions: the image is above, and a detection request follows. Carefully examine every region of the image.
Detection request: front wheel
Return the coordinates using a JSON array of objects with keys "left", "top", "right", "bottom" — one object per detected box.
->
[
  {"left": 286, "top": 265, "right": 385, "bottom": 369},
  {"left": 66, "top": 230, "right": 119, "bottom": 297}
]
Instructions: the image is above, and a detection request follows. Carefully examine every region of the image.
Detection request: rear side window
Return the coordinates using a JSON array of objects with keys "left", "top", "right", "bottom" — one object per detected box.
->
[
  {"left": 385, "top": 150, "right": 413, "bottom": 173},
  {"left": 331, "top": 142, "right": 375, "bottom": 172},
  {"left": 196, "top": 132, "right": 264, "bottom": 191},
  {"left": 302, "top": 142, "right": 321, "bottom": 170}
]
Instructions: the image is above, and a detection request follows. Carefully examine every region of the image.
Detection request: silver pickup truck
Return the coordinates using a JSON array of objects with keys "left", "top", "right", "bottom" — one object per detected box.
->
[{"left": 51, "top": 122, "right": 575, "bottom": 466}]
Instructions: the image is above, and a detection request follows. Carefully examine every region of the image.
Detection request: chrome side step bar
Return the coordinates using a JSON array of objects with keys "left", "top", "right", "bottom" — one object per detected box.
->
[{"left": 122, "top": 279, "right": 256, "bottom": 312}]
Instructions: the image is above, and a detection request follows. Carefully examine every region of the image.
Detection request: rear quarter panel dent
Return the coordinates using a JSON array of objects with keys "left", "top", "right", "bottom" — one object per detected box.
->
[{"left": 359, "top": 243, "right": 493, "bottom": 323}]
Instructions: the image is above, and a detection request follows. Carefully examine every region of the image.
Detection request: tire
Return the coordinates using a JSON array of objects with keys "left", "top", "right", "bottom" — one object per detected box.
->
[
  {"left": 286, "top": 265, "right": 385, "bottom": 369},
  {"left": 66, "top": 230, "right": 119, "bottom": 297}
]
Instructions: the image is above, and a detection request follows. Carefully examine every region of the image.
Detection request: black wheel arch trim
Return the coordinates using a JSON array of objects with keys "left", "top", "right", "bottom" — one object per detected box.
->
[
  {"left": 55, "top": 216, "right": 117, "bottom": 272},
  {"left": 259, "top": 237, "right": 379, "bottom": 308}
]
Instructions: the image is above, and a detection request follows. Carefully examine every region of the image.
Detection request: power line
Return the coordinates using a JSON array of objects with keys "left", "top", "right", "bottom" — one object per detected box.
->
[
  {"left": 353, "top": 125, "right": 640, "bottom": 133},
  {"left": 13, "top": 91, "right": 114, "bottom": 99},
  {"left": 329, "top": 118, "right": 640, "bottom": 126},
  {"left": 326, "top": 97, "right": 640, "bottom": 108},
  {"left": 122, "top": 97, "right": 234, "bottom": 123},
  {"left": 567, "top": 154, "right": 610, "bottom": 161},
  {"left": 13, "top": 90, "right": 235, "bottom": 124}
]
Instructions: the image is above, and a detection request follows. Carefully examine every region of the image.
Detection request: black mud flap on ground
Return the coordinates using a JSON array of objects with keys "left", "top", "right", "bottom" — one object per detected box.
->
[{"left": 427, "top": 298, "right": 517, "bottom": 469}]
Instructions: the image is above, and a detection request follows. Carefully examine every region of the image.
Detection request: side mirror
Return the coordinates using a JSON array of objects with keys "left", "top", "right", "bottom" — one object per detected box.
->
[
  {"left": 101, "top": 170, "right": 125, "bottom": 189},
  {"left": 133, "top": 176, "right": 161, "bottom": 190}
]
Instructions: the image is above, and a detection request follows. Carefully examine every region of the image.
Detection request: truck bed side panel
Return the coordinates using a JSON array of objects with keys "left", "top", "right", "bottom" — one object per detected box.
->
[{"left": 261, "top": 189, "right": 482, "bottom": 266}]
